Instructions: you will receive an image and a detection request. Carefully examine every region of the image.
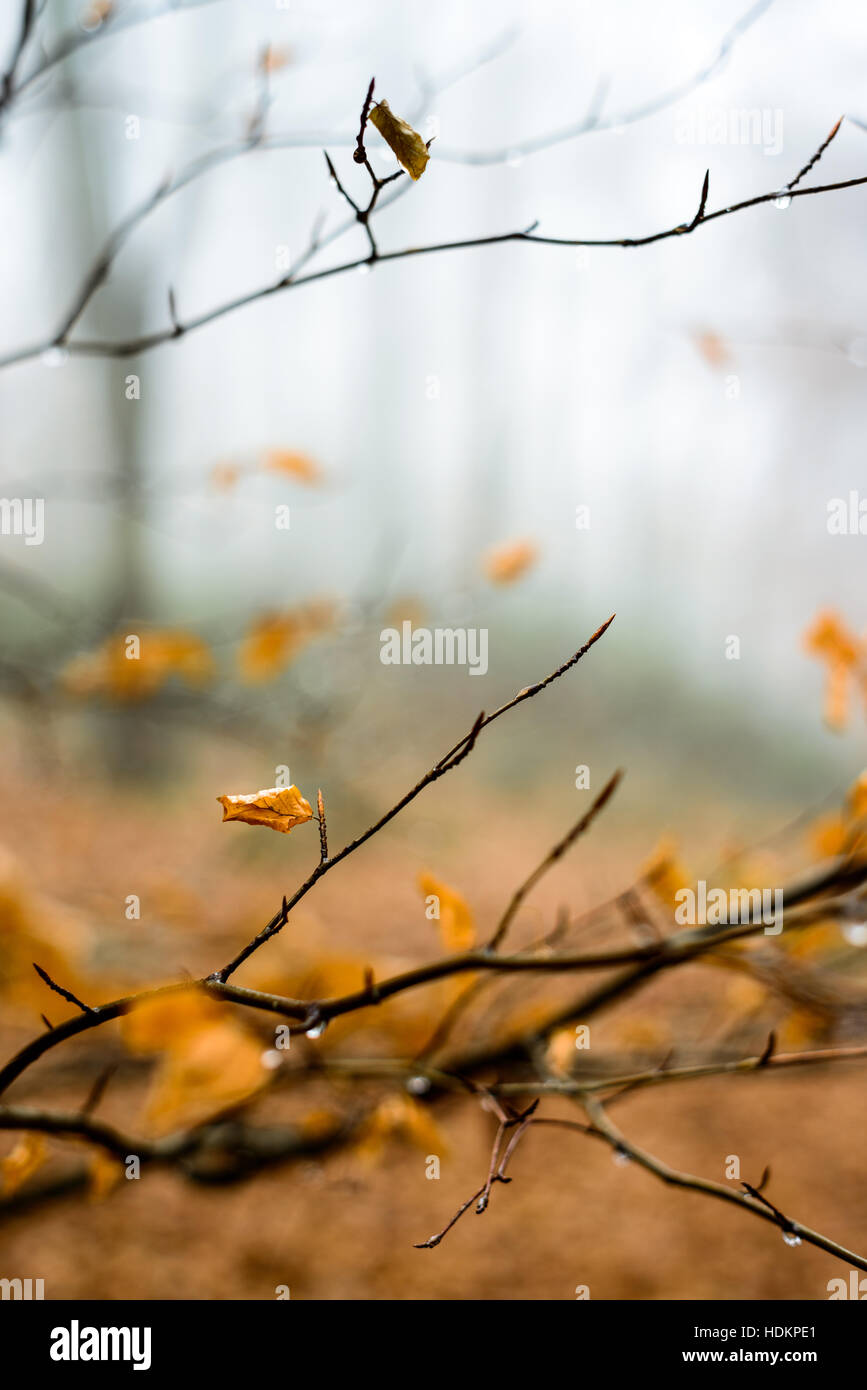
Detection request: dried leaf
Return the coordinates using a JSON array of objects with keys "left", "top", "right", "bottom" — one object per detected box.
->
[
  {"left": 211, "top": 462, "right": 240, "bottom": 491},
  {"left": 87, "top": 1150, "right": 124, "bottom": 1201},
  {"left": 263, "top": 449, "right": 321, "bottom": 483},
  {"left": 811, "top": 813, "right": 849, "bottom": 860},
  {"left": 849, "top": 771, "right": 867, "bottom": 821},
  {"left": 824, "top": 661, "right": 851, "bottom": 731},
  {"left": 725, "top": 976, "right": 768, "bottom": 1013},
  {"left": 354, "top": 1094, "right": 444, "bottom": 1165},
  {"left": 803, "top": 610, "right": 860, "bottom": 667},
  {"left": 61, "top": 629, "right": 214, "bottom": 702},
  {"left": 261, "top": 45, "right": 291, "bottom": 73},
  {"left": 217, "top": 785, "right": 313, "bottom": 834},
  {"left": 122, "top": 988, "right": 269, "bottom": 1135},
  {"left": 418, "top": 873, "right": 475, "bottom": 951},
  {"left": 238, "top": 601, "right": 334, "bottom": 682},
  {"left": 694, "top": 330, "right": 731, "bottom": 367},
  {"left": 368, "top": 100, "right": 429, "bottom": 181},
  {"left": 1, "top": 1134, "right": 47, "bottom": 1195},
  {"left": 546, "top": 1027, "right": 578, "bottom": 1076},
  {"left": 778, "top": 1006, "right": 827, "bottom": 1050},
  {"left": 122, "top": 989, "right": 220, "bottom": 1053},
  {"left": 483, "top": 538, "right": 538, "bottom": 585},
  {"left": 0, "top": 844, "right": 89, "bottom": 1015},
  {"left": 81, "top": 1, "right": 113, "bottom": 27},
  {"left": 144, "top": 1022, "right": 267, "bottom": 1134},
  {"left": 642, "top": 838, "right": 690, "bottom": 910}
]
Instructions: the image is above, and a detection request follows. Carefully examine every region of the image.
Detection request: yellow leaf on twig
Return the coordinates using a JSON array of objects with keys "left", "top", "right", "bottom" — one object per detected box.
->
[
  {"left": 368, "top": 100, "right": 430, "bottom": 180},
  {"left": 217, "top": 785, "right": 313, "bottom": 834}
]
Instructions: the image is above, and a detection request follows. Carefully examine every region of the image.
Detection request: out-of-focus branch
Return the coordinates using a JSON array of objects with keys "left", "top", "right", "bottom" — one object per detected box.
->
[
  {"left": 433, "top": 0, "right": 776, "bottom": 165},
  {"left": 0, "top": 0, "right": 223, "bottom": 121},
  {"left": 0, "top": 0, "right": 36, "bottom": 115},
  {"left": 487, "top": 770, "right": 623, "bottom": 950}
]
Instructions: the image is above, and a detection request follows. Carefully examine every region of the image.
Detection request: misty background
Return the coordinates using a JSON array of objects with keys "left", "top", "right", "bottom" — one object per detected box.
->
[{"left": 0, "top": 0, "right": 866, "bottom": 845}]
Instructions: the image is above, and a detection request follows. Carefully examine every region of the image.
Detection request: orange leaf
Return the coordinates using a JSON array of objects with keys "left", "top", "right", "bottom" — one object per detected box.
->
[
  {"left": 1, "top": 1134, "right": 47, "bottom": 1195},
  {"left": 849, "top": 771, "right": 867, "bottom": 821},
  {"left": 122, "top": 989, "right": 222, "bottom": 1053},
  {"left": 418, "top": 873, "right": 475, "bottom": 951},
  {"left": 262, "top": 449, "right": 321, "bottom": 484},
  {"left": 217, "top": 785, "right": 313, "bottom": 834},
  {"left": 824, "top": 661, "right": 851, "bottom": 731},
  {"left": 694, "top": 330, "right": 731, "bottom": 367},
  {"left": 122, "top": 988, "right": 269, "bottom": 1135},
  {"left": 238, "top": 602, "right": 334, "bottom": 682},
  {"left": 482, "top": 539, "right": 538, "bottom": 585},
  {"left": 261, "top": 45, "right": 291, "bottom": 73},
  {"left": 211, "top": 462, "right": 240, "bottom": 491},
  {"left": 641, "top": 837, "right": 690, "bottom": 911},
  {"left": 61, "top": 629, "right": 213, "bottom": 702},
  {"left": 354, "top": 1094, "right": 444, "bottom": 1165},
  {"left": 811, "top": 813, "right": 849, "bottom": 860},
  {"left": 87, "top": 1150, "right": 124, "bottom": 1201}
]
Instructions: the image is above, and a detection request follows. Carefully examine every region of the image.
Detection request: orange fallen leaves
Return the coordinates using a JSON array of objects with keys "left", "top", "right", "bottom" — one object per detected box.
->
[{"left": 217, "top": 785, "right": 313, "bottom": 834}]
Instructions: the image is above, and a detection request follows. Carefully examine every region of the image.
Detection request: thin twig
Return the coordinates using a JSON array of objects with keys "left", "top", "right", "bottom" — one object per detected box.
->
[
  {"left": 212, "top": 618, "right": 614, "bottom": 981},
  {"left": 32, "top": 962, "right": 93, "bottom": 1016},
  {"left": 487, "top": 769, "right": 623, "bottom": 949}
]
